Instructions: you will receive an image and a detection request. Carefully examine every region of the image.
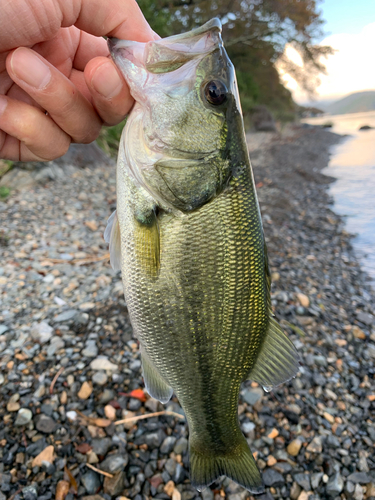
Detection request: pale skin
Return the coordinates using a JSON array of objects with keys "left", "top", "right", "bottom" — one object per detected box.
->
[{"left": 0, "top": 0, "right": 158, "bottom": 161}]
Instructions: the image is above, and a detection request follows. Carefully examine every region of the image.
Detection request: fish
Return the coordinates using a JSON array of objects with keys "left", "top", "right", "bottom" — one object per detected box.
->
[{"left": 105, "top": 18, "right": 300, "bottom": 493}]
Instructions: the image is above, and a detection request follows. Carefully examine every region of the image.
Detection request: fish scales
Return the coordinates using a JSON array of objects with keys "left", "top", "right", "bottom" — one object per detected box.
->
[{"left": 106, "top": 18, "right": 300, "bottom": 493}]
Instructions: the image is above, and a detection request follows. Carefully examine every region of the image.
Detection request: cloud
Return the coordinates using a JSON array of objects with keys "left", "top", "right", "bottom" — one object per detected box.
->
[{"left": 278, "top": 22, "right": 375, "bottom": 103}]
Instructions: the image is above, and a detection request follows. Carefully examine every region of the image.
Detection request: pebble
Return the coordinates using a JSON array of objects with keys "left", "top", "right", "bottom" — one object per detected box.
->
[
  {"left": 103, "top": 471, "right": 125, "bottom": 496},
  {"left": 47, "top": 336, "right": 65, "bottom": 356},
  {"left": 81, "top": 470, "right": 101, "bottom": 494},
  {"left": 287, "top": 439, "right": 302, "bottom": 456},
  {"left": 263, "top": 468, "right": 285, "bottom": 487},
  {"left": 347, "top": 472, "right": 372, "bottom": 484},
  {"left": 161, "top": 436, "right": 177, "bottom": 454},
  {"left": 82, "top": 341, "right": 98, "bottom": 358},
  {"left": 14, "top": 408, "right": 33, "bottom": 426},
  {"left": 35, "top": 414, "right": 57, "bottom": 433},
  {"left": 104, "top": 404, "right": 116, "bottom": 420},
  {"left": 30, "top": 321, "right": 53, "bottom": 343},
  {"left": 174, "top": 437, "right": 188, "bottom": 455},
  {"left": 294, "top": 473, "right": 311, "bottom": 491},
  {"left": 92, "top": 371, "right": 108, "bottom": 385},
  {"left": 54, "top": 309, "right": 78, "bottom": 322},
  {"left": 296, "top": 293, "right": 310, "bottom": 307},
  {"left": 352, "top": 325, "right": 366, "bottom": 339},
  {"left": 90, "top": 356, "right": 118, "bottom": 371},
  {"left": 32, "top": 445, "right": 55, "bottom": 467},
  {"left": 100, "top": 454, "right": 128, "bottom": 473},
  {"left": 306, "top": 436, "right": 323, "bottom": 453},
  {"left": 242, "top": 387, "right": 263, "bottom": 405},
  {"left": 326, "top": 473, "right": 344, "bottom": 496},
  {"left": 78, "top": 381, "right": 93, "bottom": 399}
]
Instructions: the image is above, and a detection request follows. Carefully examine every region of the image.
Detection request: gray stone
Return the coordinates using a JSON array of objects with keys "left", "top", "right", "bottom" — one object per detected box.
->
[
  {"left": 326, "top": 434, "right": 340, "bottom": 448},
  {"left": 242, "top": 422, "right": 256, "bottom": 434},
  {"left": 0, "top": 374, "right": 4, "bottom": 385},
  {"left": 54, "top": 309, "right": 78, "bottom": 323},
  {"left": 294, "top": 472, "right": 311, "bottom": 490},
  {"left": 368, "top": 345, "right": 375, "bottom": 360},
  {"left": 174, "top": 437, "right": 188, "bottom": 455},
  {"left": 91, "top": 438, "right": 112, "bottom": 457},
  {"left": 145, "top": 430, "right": 165, "bottom": 449},
  {"left": 100, "top": 454, "right": 128, "bottom": 474},
  {"left": 0, "top": 324, "right": 8, "bottom": 334},
  {"left": 35, "top": 414, "right": 57, "bottom": 434},
  {"left": 311, "top": 472, "right": 323, "bottom": 489},
  {"left": 22, "top": 485, "right": 38, "bottom": 500},
  {"left": 92, "top": 371, "right": 108, "bottom": 386},
  {"left": 314, "top": 355, "right": 327, "bottom": 366},
  {"left": 81, "top": 470, "right": 101, "bottom": 494},
  {"left": 15, "top": 408, "right": 33, "bottom": 426},
  {"left": 356, "top": 312, "right": 374, "bottom": 325},
  {"left": 82, "top": 341, "right": 98, "bottom": 358},
  {"left": 160, "top": 436, "right": 177, "bottom": 455},
  {"left": 263, "top": 468, "right": 285, "bottom": 487},
  {"left": 47, "top": 336, "right": 65, "bottom": 356},
  {"left": 242, "top": 387, "right": 263, "bottom": 406},
  {"left": 326, "top": 473, "right": 344, "bottom": 496},
  {"left": 201, "top": 488, "right": 214, "bottom": 500},
  {"left": 165, "top": 457, "right": 177, "bottom": 477},
  {"left": 347, "top": 472, "right": 371, "bottom": 484}
]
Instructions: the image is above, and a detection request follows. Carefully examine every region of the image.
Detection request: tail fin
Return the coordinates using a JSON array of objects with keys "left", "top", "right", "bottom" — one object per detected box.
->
[{"left": 189, "top": 434, "right": 264, "bottom": 493}]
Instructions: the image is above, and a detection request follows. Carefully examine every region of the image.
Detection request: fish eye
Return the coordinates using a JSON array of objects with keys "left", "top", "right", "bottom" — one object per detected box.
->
[{"left": 204, "top": 80, "right": 228, "bottom": 105}]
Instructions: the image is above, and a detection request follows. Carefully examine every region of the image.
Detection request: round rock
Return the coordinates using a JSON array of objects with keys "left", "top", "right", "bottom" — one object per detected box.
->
[{"left": 15, "top": 408, "right": 33, "bottom": 426}]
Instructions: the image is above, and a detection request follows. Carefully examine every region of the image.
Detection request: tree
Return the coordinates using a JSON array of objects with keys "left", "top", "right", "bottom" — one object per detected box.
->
[{"left": 138, "top": 0, "right": 333, "bottom": 121}]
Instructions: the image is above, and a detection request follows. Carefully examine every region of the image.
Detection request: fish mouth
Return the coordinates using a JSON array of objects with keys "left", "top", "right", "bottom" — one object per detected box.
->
[
  {"left": 108, "top": 17, "right": 222, "bottom": 51},
  {"left": 108, "top": 18, "right": 223, "bottom": 74}
]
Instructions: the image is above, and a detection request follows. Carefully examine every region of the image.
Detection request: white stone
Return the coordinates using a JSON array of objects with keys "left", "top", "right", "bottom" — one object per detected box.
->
[
  {"left": 30, "top": 321, "right": 53, "bottom": 344},
  {"left": 90, "top": 356, "right": 118, "bottom": 371}
]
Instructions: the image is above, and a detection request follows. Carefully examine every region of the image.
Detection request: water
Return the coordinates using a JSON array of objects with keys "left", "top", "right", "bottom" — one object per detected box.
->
[{"left": 303, "top": 111, "right": 375, "bottom": 283}]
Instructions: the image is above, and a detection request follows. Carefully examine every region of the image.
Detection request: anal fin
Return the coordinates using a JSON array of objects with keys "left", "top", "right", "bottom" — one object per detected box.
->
[
  {"left": 248, "top": 317, "right": 300, "bottom": 390},
  {"left": 140, "top": 345, "right": 173, "bottom": 404}
]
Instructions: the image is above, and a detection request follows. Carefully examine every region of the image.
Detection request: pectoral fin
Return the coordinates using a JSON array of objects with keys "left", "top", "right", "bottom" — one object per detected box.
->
[
  {"left": 104, "top": 210, "right": 121, "bottom": 272},
  {"left": 140, "top": 345, "right": 173, "bottom": 404},
  {"left": 133, "top": 208, "right": 160, "bottom": 277},
  {"left": 247, "top": 317, "right": 300, "bottom": 391}
]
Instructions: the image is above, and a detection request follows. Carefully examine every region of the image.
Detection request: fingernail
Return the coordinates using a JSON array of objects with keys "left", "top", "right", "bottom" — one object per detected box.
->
[
  {"left": 0, "top": 95, "right": 7, "bottom": 116},
  {"left": 92, "top": 61, "right": 123, "bottom": 99},
  {"left": 11, "top": 47, "right": 51, "bottom": 90}
]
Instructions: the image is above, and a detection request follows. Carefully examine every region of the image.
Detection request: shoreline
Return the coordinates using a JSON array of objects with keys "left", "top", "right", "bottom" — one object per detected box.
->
[{"left": 0, "top": 126, "right": 374, "bottom": 499}]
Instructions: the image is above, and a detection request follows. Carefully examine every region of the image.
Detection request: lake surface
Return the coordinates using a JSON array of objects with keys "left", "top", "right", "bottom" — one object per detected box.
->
[{"left": 303, "top": 111, "right": 375, "bottom": 284}]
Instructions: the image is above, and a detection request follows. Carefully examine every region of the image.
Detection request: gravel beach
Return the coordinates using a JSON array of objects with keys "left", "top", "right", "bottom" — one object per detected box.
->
[{"left": 0, "top": 126, "right": 374, "bottom": 500}]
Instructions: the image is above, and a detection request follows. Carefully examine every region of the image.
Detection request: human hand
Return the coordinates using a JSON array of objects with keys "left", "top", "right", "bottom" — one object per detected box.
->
[{"left": 0, "top": 0, "right": 157, "bottom": 161}]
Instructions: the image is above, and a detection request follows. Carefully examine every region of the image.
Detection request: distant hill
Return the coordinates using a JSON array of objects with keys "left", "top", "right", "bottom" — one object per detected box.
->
[{"left": 325, "top": 90, "right": 375, "bottom": 115}]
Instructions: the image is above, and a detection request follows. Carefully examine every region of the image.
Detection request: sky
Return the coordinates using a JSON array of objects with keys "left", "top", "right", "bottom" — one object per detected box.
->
[{"left": 279, "top": 0, "right": 375, "bottom": 104}]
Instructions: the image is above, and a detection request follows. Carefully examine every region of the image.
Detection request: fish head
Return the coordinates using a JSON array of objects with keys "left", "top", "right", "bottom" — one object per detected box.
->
[{"left": 109, "top": 19, "right": 245, "bottom": 211}]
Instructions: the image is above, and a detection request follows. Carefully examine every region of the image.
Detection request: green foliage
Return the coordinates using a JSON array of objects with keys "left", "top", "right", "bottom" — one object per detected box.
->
[
  {"left": 97, "top": 121, "right": 126, "bottom": 158},
  {"left": 0, "top": 186, "right": 10, "bottom": 199}
]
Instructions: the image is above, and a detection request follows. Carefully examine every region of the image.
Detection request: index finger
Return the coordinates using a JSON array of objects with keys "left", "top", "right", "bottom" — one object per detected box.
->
[
  {"left": 71, "top": 0, "right": 158, "bottom": 41},
  {"left": 0, "top": 0, "right": 157, "bottom": 52}
]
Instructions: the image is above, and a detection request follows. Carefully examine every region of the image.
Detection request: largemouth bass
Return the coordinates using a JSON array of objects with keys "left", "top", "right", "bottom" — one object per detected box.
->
[{"left": 106, "top": 18, "right": 299, "bottom": 493}]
